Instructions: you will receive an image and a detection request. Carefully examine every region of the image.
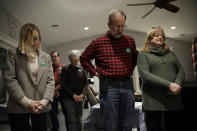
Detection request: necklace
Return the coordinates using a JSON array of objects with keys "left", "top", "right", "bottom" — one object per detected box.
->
[{"left": 154, "top": 55, "right": 167, "bottom": 64}]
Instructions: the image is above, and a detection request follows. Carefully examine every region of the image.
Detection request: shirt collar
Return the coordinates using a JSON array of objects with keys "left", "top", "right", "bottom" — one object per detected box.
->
[
  {"left": 52, "top": 63, "right": 61, "bottom": 69},
  {"left": 69, "top": 64, "right": 81, "bottom": 69},
  {"left": 107, "top": 31, "right": 123, "bottom": 40}
]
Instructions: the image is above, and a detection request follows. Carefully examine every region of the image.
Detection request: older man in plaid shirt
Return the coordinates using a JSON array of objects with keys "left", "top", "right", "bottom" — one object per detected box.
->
[{"left": 80, "top": 9, "right": 138, "bottom": 131}]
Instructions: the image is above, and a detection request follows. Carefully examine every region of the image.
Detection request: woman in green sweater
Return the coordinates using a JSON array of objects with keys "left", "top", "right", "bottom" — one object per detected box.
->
[{"left": 137, "top": 26, "right": 185, "bottom": 131}]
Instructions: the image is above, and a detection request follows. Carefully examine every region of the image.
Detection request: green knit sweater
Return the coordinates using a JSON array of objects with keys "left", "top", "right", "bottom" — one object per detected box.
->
[{"left": 137, "top": 45, "right": 185, "bottom": 111}]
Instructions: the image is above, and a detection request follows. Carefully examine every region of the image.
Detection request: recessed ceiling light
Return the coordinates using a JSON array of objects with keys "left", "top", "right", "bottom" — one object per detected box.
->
[
  {"left": 170, "top": 26, "right": 176, "bottom": 30},
  {"left": 84, "top": 26, "right": 89, "bottom": 31},
  {"left": 180, "top": 34, "right": 185, "bottom": 37},
  {"left": 51, "top": 24, "right": 59, "bottom": 27}
]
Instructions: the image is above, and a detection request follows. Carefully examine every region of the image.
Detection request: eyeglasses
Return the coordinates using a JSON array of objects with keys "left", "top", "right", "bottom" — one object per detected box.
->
[
  {"left": 51, "top": 56, "right": 58, "bottom": 57},
  {"left": 153, "top": 34, "right": 164, "bottom": 38},
  {"left": 111, "top": 24, "right": 126, "bottom": 29},
  {"left": 33, "top": 37, "right": 40, "bottom": 42},
  {"left": 71, "top": 59, "right": 79, "bottom": 62}
]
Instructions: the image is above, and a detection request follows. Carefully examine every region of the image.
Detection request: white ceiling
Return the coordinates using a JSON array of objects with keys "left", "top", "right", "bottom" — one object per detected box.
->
[{"left": 1, "top": 0, "right": 197, "bottom": 46}]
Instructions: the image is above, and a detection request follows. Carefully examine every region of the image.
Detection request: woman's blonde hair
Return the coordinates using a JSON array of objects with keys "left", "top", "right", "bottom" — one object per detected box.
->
[
  {"left": 18, "top": 23, "right": 41, "bottom": 54},
  {"left": 142, "top": 26, "right": 169, "bottom": 52}
]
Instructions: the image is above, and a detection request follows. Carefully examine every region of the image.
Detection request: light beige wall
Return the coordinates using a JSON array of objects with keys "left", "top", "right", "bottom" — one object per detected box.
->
[
  {"left": 48, "top": 34, "right": 101, "bottom": 65},
  {"left": 0, "top": 4, "right": 21, "bottom": 44}
]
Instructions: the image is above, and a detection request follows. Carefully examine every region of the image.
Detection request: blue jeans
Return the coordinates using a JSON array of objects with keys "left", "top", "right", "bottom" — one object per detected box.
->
[{"left": 99, "top": 78, "right": 135, "bottom": 131}]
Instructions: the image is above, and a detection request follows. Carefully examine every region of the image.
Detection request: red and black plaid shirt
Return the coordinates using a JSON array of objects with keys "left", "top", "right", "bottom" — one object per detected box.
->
[
  {"left": 191, "top": 37, "right": 197, "bottom": 78},
  {"left": 80, "top": 31, "right": 138, "bottom": 78},
  {"left": 52, "top": 63, "right": 64, "bottom": 86}
]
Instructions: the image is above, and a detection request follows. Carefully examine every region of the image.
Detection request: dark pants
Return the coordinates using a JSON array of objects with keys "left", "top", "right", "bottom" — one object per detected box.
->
[
  {"left": 145, "top": 110, "right": 184, "bottom": 131},
  {"left": 8, "top": 112, "right": 48, "bottom": 131},
  {"left": 62, "top": 99, "right": 84, "bottom": 131},
  {"left": 99, "top": 78, "right": 135, "bottom": 131},
  {"left": 50, "top": 96, "right": 69, "bottom": 131}
]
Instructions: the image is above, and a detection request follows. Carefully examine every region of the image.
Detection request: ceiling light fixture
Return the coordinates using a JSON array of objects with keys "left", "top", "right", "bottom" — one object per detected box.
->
[
  {"left": 51, "top": 24, "right": 59, "bottom": 27},
  {"left": 84, "top": 26, "right": 89, "bottom": 31},
  {"left": 180, "top": 34, "right": 185, "bottom": 37},
  {"left": 170, "top": 26, "right": 176, "bottom": 30}
]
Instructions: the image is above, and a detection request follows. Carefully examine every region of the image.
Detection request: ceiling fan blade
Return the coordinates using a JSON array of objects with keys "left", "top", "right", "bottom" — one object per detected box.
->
[
  {"left": 127, "top": 2, "right": 154, "bottom": 6},
  {"left": 168, "top": 0, "right": 176, "bottom": 3},
  {"left": 163, "top": 3, "right": 179, "bottom": 13},
  {"left": 142, "top": 6, "right": 156, "bottom": 19}
]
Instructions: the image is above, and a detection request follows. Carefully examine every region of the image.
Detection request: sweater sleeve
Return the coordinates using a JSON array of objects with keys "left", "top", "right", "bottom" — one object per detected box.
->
[
  {"left": 137, "top": 52, "right": 171, "bottom": 88},
  {"left": 60, "top": 66, "right": 75, "bottom": 97},
  {"left": 171, "top": 52, "right": 185, "bottom": 85},
  {"left": 40, "top": 99, "right": 49, "bottom": 108},
  {"left": 19, "top": 96, "right": 32, "bottom": 108}
]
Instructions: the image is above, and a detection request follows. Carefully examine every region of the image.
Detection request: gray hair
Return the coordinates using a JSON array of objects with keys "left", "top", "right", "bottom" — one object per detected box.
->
[
  {"left": 108, "top": 9, "right": 126, "bottom": 23},
  {"left": 68, "top": 49, "right": 81, "bottom": 61}
]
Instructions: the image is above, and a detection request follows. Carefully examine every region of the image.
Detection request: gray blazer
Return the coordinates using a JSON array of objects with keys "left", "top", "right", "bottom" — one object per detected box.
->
[{"left": 3, "top": 48, "right": 55, "bottom": 113}]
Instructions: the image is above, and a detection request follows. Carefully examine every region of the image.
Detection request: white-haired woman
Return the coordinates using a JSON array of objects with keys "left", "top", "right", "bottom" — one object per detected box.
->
[{"left": 60, "top": 49, "right": 88, "bottom": 131}]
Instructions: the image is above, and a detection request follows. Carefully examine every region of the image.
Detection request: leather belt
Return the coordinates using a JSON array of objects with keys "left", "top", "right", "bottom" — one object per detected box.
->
[{"left": 102, "top": 76, "right": 131, "bottom": 81}]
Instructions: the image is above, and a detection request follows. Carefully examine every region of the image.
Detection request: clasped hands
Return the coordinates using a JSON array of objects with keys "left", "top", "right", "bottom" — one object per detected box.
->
[
  {"left": 168, "top": 83, "right": 182, "bottom": 95},
  {"left": 28, "top": 100, "right": 44, "bottom": 113},
  {"left": 73, "top": 94, "right": 84, "bottom": 102}
]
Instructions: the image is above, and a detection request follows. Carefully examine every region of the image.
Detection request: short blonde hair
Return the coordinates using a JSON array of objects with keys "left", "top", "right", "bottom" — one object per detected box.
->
[
  {"left": 142, "top": 26, "right": 169, "bottom": 52},
  {"left": 18, "top": 23, "right": 41, "bottom": 54},
  {"left": 108, "top": 9, "right": 126, "bottom": 23},
  {"left": 68, "top": 50, "right": 81, "bottom": 61}
]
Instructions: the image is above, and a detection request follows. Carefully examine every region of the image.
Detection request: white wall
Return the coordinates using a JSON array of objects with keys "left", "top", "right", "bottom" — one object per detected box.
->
[
  {"left": 0, "top": 4, "right": 21, "bottom": 43},
  {"left": 0, "top": 4, "right": 49, "bottom": 52},
  {"left": 48, "top": 29, "right": 195, "bottom": 81}
]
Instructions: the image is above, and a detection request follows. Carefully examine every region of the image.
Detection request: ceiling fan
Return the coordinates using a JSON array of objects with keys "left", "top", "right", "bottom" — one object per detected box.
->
[{"left": 127, "top": 0, "right": 179, "bottom": 18}]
